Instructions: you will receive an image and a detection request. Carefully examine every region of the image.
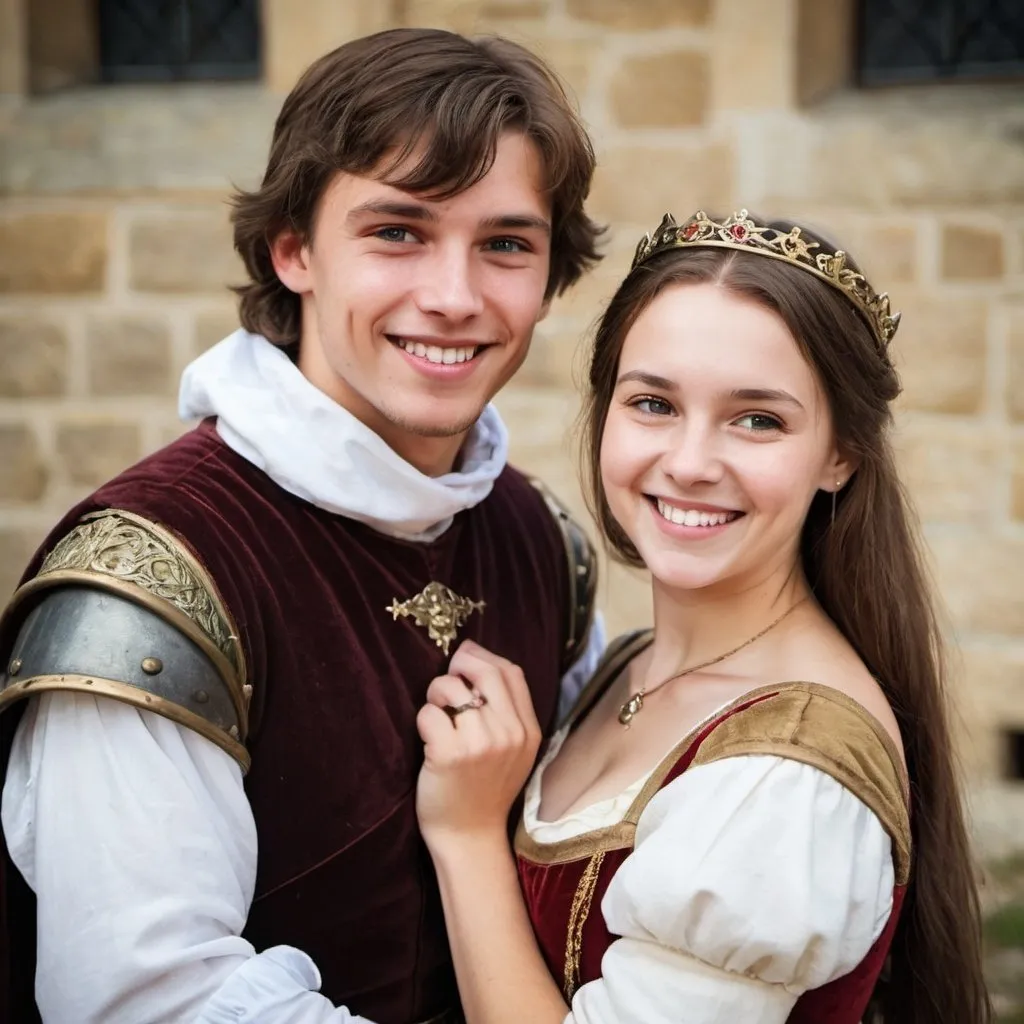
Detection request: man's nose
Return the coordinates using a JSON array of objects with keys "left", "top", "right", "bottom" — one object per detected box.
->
[{"left": 415, "top": 245, "right": 485, "bottom": 321}]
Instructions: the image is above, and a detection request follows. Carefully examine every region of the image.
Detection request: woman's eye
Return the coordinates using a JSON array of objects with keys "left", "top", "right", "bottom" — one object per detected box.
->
[
  {"left": 735, "top": 413, "right": 783, "bottom": 432},
  {"left": 375, "top": 226, "right": 417, "bottom": 244},
  {"left": 632, "top": 396, "right": 673, "bottom": 416}
]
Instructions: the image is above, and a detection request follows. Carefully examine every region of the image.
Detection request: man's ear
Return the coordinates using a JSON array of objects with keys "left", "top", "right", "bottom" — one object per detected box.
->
[{"left": 269, "top": 229, "right": 312, "bottom": 294}]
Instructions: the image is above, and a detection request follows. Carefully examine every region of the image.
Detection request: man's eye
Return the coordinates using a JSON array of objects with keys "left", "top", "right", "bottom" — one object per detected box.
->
[
  {"left": 735, "top": 413, "right": 783, "bottom": 432},
  {"left": 375, "top": 227, "right": 417, "bottom": 243},
  {"left": 487, "top": 238, "right": 527, "bottom": 254}
]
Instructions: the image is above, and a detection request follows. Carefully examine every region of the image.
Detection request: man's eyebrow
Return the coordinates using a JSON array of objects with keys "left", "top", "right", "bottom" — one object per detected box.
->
[
  {"left": 615, "top": 370, "right": 676, "bottom": 390},
  {"left": 346, "top": 200, "right": 438, "bottom": 223},
  {"left": 731, "top": 387, "right": 805, "bottom": 410},
  {"left": 481, "top": 213, "right": 551, "bottom": 235}
]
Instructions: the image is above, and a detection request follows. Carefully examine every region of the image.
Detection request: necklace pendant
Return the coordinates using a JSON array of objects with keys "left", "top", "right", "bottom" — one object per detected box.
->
[{"left": 618, "top": 691, "right": 645, "bottom": 728}]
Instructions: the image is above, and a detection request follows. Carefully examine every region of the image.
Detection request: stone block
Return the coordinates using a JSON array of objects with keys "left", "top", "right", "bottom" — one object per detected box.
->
[
  {"left": 894, "top": 420, "right": 1001, "bottom": 522},
  {"left": 55, "top": 417, "right": 142, "bottom": 487},
  {"left": 858, "top": 223, "right": 917, "bottom": 283},
  {"left": 193, "top": 309, "right": 240, "bottom": 357},
  {"left": 129, "top": 210, "right": 242, "bottom": 294},
  {"left": 1007, "top": 307, "right": 1024, "bottom": 423},
  {"left": 891, "top": 294, "right": 987, "bottom": 415},
  {"left": 610, "top": 50, "right": 709, "bottom": 128},
  {"left": 86, "top": 315, "right": 174, "bottom": 397},
  {"left": 0, "top": 424, "right": 48, "bottom": 502},
  {"left": 567, "top": 0, "right": 710, "bottom": 30},
  {"left": 0, "top": 212, "right": 107, "bottom": 293},
  {"left": 711, "top": 0, "right": 796, "bottom": 110},
  {"left": 1009, "top": 439, "right": 1024, "bottom": 521},
  {"left": 958, "top": 645, "right": 1024, "bottom": 775},
  {"left": 927, "top": 530, "right": 1024, "bottom": 636},
  {"left": 941, "top": 224, "right": 1005, "bottom": 281},
  {"left": 0, "top": 527, "right": 43, "bottom": 602},
  {"left": 0, "top": 317, "right": 68, "bottom": 397},
  {"left": 399, "top": 0, "right": 481, "bottom": 32},
  {"left": 589, "top": 144, "right": 734, "bottom": 227}
]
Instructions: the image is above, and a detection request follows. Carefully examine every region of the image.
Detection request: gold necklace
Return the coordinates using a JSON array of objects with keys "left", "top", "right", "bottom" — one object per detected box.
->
[{"left": 618, "top": 599, "right": 806, "bottom": 728}]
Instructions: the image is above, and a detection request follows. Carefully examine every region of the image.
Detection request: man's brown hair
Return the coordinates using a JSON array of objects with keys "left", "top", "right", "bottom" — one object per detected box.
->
[{"left": 232, "top": 27, "right": 603, "bottom": 344}]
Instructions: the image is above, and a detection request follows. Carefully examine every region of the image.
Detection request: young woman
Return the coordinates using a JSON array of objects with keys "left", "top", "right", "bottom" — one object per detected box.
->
[{"left": 414, "top": 210, "right": 991, "bottom": 1023}]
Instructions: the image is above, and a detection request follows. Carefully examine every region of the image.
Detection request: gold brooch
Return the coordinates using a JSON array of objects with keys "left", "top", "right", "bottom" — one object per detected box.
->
[{"left": 386, "top": 582, "right": 485, "bottom": 655}]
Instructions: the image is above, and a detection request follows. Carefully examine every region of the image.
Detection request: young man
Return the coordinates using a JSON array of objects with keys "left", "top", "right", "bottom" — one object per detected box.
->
[{"left": 0, "top": 28, "right": 603, "bottom": 1024}]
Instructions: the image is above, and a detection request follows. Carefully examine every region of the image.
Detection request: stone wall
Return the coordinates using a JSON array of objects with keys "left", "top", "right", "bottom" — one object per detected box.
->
[{"left": 2, "top": 0, "right": 1024, "bottom": 850}]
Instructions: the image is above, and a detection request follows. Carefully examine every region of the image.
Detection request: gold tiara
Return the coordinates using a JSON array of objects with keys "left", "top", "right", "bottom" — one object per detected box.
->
[{"left": 631, "top": 210, "right": 901, "bottom": 348}]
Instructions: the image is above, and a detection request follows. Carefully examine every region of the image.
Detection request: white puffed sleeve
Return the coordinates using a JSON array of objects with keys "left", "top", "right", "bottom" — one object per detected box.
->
[{"left": 566, "top": 755, "right": 895, "bottom": 1024}]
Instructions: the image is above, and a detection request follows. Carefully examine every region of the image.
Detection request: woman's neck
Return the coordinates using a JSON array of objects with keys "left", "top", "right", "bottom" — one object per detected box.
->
[{"left": 642, "top": 566, "right": 810, "bottom": 689}]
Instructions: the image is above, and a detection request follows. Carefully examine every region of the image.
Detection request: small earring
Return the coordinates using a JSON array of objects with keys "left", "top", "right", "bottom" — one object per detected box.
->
[{"left": 831, "top": 479, "right": 842, "bottom": 526}]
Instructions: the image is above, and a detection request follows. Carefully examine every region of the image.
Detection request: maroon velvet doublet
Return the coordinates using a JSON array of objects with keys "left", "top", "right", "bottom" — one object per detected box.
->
[
  {"left": 516, "top": 692, "right": 908, "bottom": 1023},
  {"left": 1, "top": 419, "right": 572, "bottom": 1024}
]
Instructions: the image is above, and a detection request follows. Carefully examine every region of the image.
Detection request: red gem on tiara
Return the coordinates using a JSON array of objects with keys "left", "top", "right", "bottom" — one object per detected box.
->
[
  {"left": 682, "top": 221, "right": 700, "bottom": 240},
  {"left": 730, "top": 223, "right": 749, "bottom": 241}
]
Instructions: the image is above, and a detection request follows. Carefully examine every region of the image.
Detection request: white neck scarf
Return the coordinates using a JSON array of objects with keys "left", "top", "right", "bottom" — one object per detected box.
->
[{"left": 178, "top": 329, "right": 509, "bottom": 542}]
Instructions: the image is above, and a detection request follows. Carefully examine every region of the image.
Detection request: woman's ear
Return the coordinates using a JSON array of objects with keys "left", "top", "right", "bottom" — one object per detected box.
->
[
  {"left": 820, "top": 446, "right": 860, "bottom": 494},
  {"left": 269, "top": 229, "right": 312, "bottom": 294}
]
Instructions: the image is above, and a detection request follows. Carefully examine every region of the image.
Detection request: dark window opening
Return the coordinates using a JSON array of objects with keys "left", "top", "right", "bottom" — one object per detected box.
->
[
  {"left": 1006, "top": 729, "right": 1024, "bottom": 782},
  {"left": 98, "top": 0, "right": 261, "bottom": 83},
  {"left": 858, "top": 0, "right": 1024, "bottom": 85}
]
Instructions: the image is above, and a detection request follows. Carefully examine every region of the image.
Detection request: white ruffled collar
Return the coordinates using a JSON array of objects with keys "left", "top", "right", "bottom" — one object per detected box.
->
[{"left": 178, "top": 329, "right": 509, "bottom": 542}]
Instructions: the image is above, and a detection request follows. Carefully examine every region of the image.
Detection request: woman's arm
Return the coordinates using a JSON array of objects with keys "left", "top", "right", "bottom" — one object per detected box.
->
[{"left": 415, "top": 642, "right": 568, "bottom": 1024}]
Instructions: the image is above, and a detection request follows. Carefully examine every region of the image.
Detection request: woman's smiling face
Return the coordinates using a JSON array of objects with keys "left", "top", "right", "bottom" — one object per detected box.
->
[{"left": 600, "top": 281, "right": 852, "bottom": 597}]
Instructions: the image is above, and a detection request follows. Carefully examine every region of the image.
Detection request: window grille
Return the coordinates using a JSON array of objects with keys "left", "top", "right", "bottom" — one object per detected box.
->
[
  {"left": 98, "top": 0, "right": 261, "bottom": 83},
  {"left": 858, "top": 0, "right": 1024, "bottom": 85}
]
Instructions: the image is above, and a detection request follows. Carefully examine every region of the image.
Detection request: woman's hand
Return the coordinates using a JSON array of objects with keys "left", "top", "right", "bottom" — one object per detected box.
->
[{"left": 416, "top": 640, "right": 542, "bottom": 853}]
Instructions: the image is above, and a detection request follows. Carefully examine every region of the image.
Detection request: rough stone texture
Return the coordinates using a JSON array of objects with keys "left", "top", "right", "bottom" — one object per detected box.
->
[
  {"left": 0, "top": 212, "right": 107, "bottom": 293},
  {"left": 86, "top": 315, "right": 174, "bottom": 397},
  {"left": 1010, "top": 439, "right": 1024, "bottom": 522},
  {"left": 609, "top": 51, "right": 709, "bottom": 128},
  {"left": 55, "top": 417, "right": 142, "bottom": 487},
  {"left": 567, "top": 0, "right": 710, "bottom": 30},
  {"left": 0, "top": 527, "right": 41, "bottom": 602},
  {"left": 588, "top": 144, "right": 734, "bottom": 226},
  {"left": 858, "top": 223, "right": 918, "bottom": 283},
  {"left": 941, "top": 224, "right": 1005, "bottom": 281},
  {"left": 1008, "top": 307, "right": 1024, "bottom": 423},
  {"left": 895, "top": 420, "right": 1002, "bottom": 522},
  {"left": 0, "top": 424, "right": 47, "bottom": 503},
  {"left": 892, "top": 295, "right": 987, "bottom": 415},
  {"left": 129, "top": 211, "right": 242, "bottom": 294},
  {"left": 193, "top": 308, "right": 241, "bottom": 357},
  {"left": 0, "top": 317, "right": 68, "bottom": 397}
]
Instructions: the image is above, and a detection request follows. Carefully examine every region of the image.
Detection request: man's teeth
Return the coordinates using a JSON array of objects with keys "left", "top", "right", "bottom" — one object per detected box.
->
[
  {"left": 656, "top": 499, "right": 736, "bottom": 527},
  {"left": 398, "top": 340, "right": 478, "bottom": 364}
]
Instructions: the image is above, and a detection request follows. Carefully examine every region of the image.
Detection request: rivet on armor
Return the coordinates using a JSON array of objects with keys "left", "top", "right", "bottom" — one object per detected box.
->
[
  {"left": 243, "top": 683, "right": 253, "bottom": 702},
  {"left": 194, "top": 690, "right": 209, "bottom": 704},
  {"left": 8, "top": 658, "right": 22, "bottom": 676},
  {"left": 141, "top": 657, "right": 163, "bottom": 675}
]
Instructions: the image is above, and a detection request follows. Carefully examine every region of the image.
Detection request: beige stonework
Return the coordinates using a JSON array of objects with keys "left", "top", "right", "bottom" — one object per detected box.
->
[
  {"left": 0, "top": 317, "right": 67, "bottom": 397},
  {"left": 1007, "top": 306, "right": 1024, "bottom": 424},
  {"left": 129, "top": 212, "right": 242, "bottom": 294},
  {"left": 893, "top": 294, "right": 987, "bottom": 415},
  {"left": 566, "top": 0, "right": 710, "bottom": 31},
  {"left": 55, "top": 417, "right": 142, "bottom": 488},
  {"left": 0, "top": 423, "right": 47, "bottom": 503},
  {"left": 1010, "top": 439, "right": 1024, "bottom": 521},
  {"left": 0, "top": 212, "right": 107, "bottom": 293},
  {"left": 857, "top": 222, "right": 918, "bottom": 284},
  {"left": 609, "top": 51, "right": 709, "bottom": 128},
  {"left": 194, "top": 308, "right": 243, "bottom": 357},
  {"left": 86, "top": 315, "right": 174, "bottom": 397},
  {"left": 0, "top": 526, "right": 40, "bottom": 602},
  {"left": 941, "top": 224, "right": 1005, "bottom": 281}
]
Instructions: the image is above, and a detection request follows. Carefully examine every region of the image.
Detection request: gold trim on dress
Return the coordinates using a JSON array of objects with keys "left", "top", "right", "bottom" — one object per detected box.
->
[
  {"left": 1, "top": 509, "right": 250, "bottom": 738},
  {"left": 386, "top": 581, "right": 484, "bottom": 656},
  {"left": 0, "top": 672, "right": 250, "bottom": 771},
  {"left": 564, "top": 850, "right": 605, "bottom": 1000}
]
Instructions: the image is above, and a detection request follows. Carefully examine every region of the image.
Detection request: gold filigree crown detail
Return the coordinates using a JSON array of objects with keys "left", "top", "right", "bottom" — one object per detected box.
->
[{"left": 631, "top": 210, "right": 901, "bottom": 348}]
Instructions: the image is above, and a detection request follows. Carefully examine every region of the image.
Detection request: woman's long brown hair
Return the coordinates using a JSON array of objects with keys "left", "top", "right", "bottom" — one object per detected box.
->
[{"left": 582, "top": 227, "right": 991, "bottom": 1023}]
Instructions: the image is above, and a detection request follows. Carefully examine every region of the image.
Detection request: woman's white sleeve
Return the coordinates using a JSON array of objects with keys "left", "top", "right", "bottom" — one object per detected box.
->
[{"left": 565, "top": 755, "right": 895, "bottom": 1024}]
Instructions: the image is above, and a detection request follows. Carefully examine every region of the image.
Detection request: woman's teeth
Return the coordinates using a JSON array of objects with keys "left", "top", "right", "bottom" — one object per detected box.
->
[
  {"left": 398, "top": 339, "right": 478, "bottom": 364},
  {"left": 656, "top": 499, "right": 737, "bottom": 527}
]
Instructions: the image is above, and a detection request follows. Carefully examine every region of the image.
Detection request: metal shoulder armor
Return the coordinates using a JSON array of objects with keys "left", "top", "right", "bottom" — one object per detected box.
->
[
  {"left": 529, "top": 479, "right": 599, "bottom": 674},
  {"left": 0, "top": 509, "right": 251, "bottom": 771}
]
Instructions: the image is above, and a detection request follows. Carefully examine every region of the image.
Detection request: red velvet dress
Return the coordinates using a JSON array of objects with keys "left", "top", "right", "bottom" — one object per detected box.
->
[
  {"left": 515, "top": 635, "right": 911, "bottom": 1023},
  {"left": 1, "top": 419, "right": 576, "bottom": 1024}
]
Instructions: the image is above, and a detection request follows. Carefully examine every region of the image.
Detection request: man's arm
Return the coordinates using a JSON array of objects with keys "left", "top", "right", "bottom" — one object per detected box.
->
[{"left": 3, "top": 691, "right": 374, "bottom": 1024}]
